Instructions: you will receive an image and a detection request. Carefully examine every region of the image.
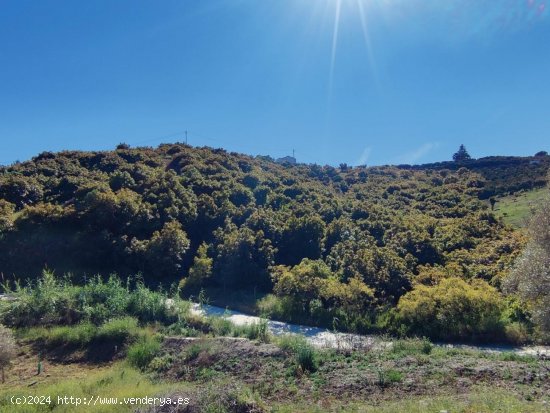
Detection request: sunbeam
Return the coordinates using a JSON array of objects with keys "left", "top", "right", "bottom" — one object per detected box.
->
[
  {"left": 356, "top": 0, "right": 380, "bottom": 87},
  {"left": 328, "top": 0, "right": 342, "bottom": 103}
]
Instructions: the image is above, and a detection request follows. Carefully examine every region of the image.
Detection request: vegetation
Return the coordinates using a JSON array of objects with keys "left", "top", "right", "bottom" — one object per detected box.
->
[
  {"left": 0, "top": 324, "right": 16, "bottom": 383},
  {"left": 505, "top": 194, "right": 550, "bottom": 337},
  {"left": 0, "top": 145, "right": 548, "bottom": 342},
  {"left": 0, "top": 270, "right": 185, "bottom": 328},
  {"left": 453, "top": 144, "right": 472, "bottom": 162},
  {"left": 126, "top": 336, "right": 162, "bottom": 370},
  {"left": 493, "top": 187, "right": 548, "bottom": 228},
  {"left": 0, "top": 275, "right": 548, "bottom": 412},
  {"left": 396, "top": 277, "right": 504, "bottom": 342}
]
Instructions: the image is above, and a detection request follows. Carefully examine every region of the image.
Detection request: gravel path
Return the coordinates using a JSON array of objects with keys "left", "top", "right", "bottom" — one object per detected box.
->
[{"left": 191, "top": 303, "right": 550, "bottom": 356}]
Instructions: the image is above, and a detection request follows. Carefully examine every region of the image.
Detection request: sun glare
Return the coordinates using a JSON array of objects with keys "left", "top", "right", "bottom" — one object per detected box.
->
[{"left": 325, "top": 0, "right": 379, "bottom": 99}]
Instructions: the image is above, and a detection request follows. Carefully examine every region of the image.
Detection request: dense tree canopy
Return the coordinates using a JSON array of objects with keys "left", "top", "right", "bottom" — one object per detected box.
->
[{"left": 0, "top": 144, "right": 546, "bottom": 339}]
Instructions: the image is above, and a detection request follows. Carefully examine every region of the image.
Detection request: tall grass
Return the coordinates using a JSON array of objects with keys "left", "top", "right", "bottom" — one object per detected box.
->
[
  {"left": 126, "top": 336, "right": 162, "bottom": 370},
  {"left": 0, "top": 270, "right": 189, "bottom": 328},
  {"left": 20, "top": 317, "right": 143, "bottom": 349},
  {"left": 0, "top": 362, "right": 183, "bottom": 413},
  {"left": 276, "top": 334, "right": 317, "bottom": 373}
]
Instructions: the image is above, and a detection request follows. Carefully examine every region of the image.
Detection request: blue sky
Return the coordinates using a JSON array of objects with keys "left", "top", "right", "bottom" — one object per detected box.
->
[{"left": 1, "top": 0, "right": 549, "bottom": 166}]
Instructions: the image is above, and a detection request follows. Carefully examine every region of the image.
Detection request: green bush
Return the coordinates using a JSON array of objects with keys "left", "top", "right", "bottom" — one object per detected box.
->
[
  {"left": 391, "top": 338, "right": 433, "bottom": 356},
  {"left": 96, "top": 317, "right": 139, "bottom": 344},
  {"left": 185, "top": 343, "right": 204, "bottom": 361},
  {"left": 275, "top": 334, "right": 310, "bottom": 352},
  {"left": 396, "top": 278, "right": 505, "bottom": 342},
  {"left": 377, "top": 368, "right": 403, "bottom": 386},
  {"left": 276, "top": 334, "right": 317, "bottom": 373},
  {"left": 126, "top": 336, "right": 161, "bottom": 370},
  {"left": 126, "top": 283, "right": 174, "bottom": 324},
  {"left": 209, "top": 316, "right": 233, "bottom": 336},
  {"left": 0, "top": 272, "right": 188, "bottom": 328},
  {"left": 45, "top": 322, "right": 96, "bottom": 348},
  {"left": 296, "top": 344, "right": 317, "bottom": 373}
]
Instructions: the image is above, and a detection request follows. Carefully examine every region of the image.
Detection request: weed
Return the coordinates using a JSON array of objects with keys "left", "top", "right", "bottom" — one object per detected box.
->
[{"left": 126, "top": 336, "right": 161, "bottom": 370}]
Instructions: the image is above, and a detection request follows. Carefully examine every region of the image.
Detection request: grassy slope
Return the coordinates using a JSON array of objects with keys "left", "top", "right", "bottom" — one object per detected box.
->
[{"left": 493, "top": 187, "right": 549, "bottom": 228}]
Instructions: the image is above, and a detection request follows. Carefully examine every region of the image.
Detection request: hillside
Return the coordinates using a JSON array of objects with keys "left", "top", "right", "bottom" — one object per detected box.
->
[
  {"left": 493, "top": 187, "right": 549, "bottom": 228},
  {"left": 0, "top": 144, "right": 545, "bottom": 340},
  {"left": 402, "top": 154, "right": 550, "bottom": 198}
]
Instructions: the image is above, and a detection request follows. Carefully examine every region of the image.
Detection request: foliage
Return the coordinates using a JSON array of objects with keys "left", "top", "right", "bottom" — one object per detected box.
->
[
  {"left": 453, "top": 144, "right": 472, "bottom": 162},
  {"left": 145, "top": 221, "right": 190, "bottom": 279},
  {"left": 0, "top": 270, "right": 186, "bottom": 327},
  {"left": 25, "top": 317, "right": 142, "bottom": 350},
  {"left": 126, "top": 336, "right": 162, "bottom": 370},
  {"left": 271, "top": 259, "right": 374, "bottom": 330},
  {"left": 396, "top": 277, "right": 504, "bottom": 341},
  {"left": 0, "top": 145, "right": 545, "bottom": 339},
  {"left": 276, "top": 334, "right": 317, "bottom": 373},
  {"left": 390, "top": 338, "right": 433, "bottom": 356},
  {"left": 180, "top": 242, "right": 213, "bottom": 290},
  {"left": 504, "top": 194, "right": 550, "bottom": 335}
]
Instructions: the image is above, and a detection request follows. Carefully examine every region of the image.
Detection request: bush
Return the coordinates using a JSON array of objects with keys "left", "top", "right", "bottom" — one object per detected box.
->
[
  {"left": 0, "top": 272, "right": 187, "bottom": 328},
  {"left": 126, "top": 283, "right": 174, "bottom": 324},
  {"left": 245, "top": 320, "right": 269, "bottom": 342},
  {"left": 276, "top": 334, "right": 317, "bottom": 373},
  {"left": 377, "top": 369, "right": 403, "bottom": 387},
  {"left": 391, "top": 338, "right": 433, "bottom": 356},
  {"left": 184, "top": 343, "right": 204, "bottom": 361},
  {"left": 504, "top": 322, "right": 530, "bottom": 345},
  {"left": 396, "top": 277, "right": 504, "bottom": 342},
  {"left": 295, "top": 344, "right": 317, "bottom": 373},
  {"left": 126, "top": 336, "right": 161, "bottom": 370},
  {"left": 209, "top": 316, "right": 233, "bottom": 337},
  {"left": 275, "top": 334, "right": 310, "bottom": 352},
  {"left": 97, "top": 317, "right": 140, "bottom": 344},
  {"left": 45, "top": 322, "right": 96, "bottom": 348}
]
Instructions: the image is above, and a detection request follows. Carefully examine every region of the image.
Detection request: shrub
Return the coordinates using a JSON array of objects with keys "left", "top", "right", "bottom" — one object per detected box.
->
[
  {"left": 185, "top": 343, "right": 203, "bottom": 361},
  {"left": 504, "top": 322, "right": 530, "bottom": 345},
  {"left": 97, "top": 317, "right": 140, "bottom": 344},
  {"left": 126, "top": 336, "right": 161, "bottom": 370},
  {"left": 0, "top": 270, "right": 79, "bottom": 327},
  {"left": 126, "top": 283, "right": 174, "bottom": 324},
  {"left": 245, "top": 319, "right": 269, "bottom": 342},
  {"left": 0, "top": 272, "right": 187, "bottom": 328},
  {"left": 275, "top": 334, "right": 310, "bottom": 352},
  {"left": 396, "top": 277, "right": 504, "bottom": 342},
  {"left": 377, "top": 368, "right": 403, "bottom": 387},
  {"left": 276, "top": 334, "right": 317, "bottom": 373},
  {"left": 209, "top": 316, "right": 233, "bottom": 337},
  {"left": 45, "top": 322, "right": 96, "bottom": 348},
  {"left": 295, "top": 344, "right": 317, "bottom": 373},
  {"left": 391, "top": 338, "right": 433, "bottom": 356}
]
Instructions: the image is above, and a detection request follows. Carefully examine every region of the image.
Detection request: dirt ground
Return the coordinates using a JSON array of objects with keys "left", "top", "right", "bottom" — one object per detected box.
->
[{"left": 160, "top": 337, "right": 550, "bottom": 405}]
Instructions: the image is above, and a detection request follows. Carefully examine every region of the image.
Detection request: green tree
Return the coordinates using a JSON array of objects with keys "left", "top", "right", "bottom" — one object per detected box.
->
[
  {"left": 277, "top": 215, "right": 326, "bottom": 265},
  {"left": 453, "top": 144, "right": 472, "bottom": 162},
  {"left": 146, "top": 221, "right": 190, "bottom": 279},
  {"left": 213, "top": 225, "right": 275, "bottom": 290},
  {"left": 181, "top": 242, "right": 213, "bottom": 290}
]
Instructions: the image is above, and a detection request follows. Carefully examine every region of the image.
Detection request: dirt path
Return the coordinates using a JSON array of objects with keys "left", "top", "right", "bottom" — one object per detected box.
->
[{"left": 191, "top": 303, "right": 550, "bottom": 356}]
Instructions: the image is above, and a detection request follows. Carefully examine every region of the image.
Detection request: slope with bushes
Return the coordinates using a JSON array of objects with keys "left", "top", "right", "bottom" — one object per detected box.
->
[{"left": 0, "top": 145, "right": 544, "bottom": 340}]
